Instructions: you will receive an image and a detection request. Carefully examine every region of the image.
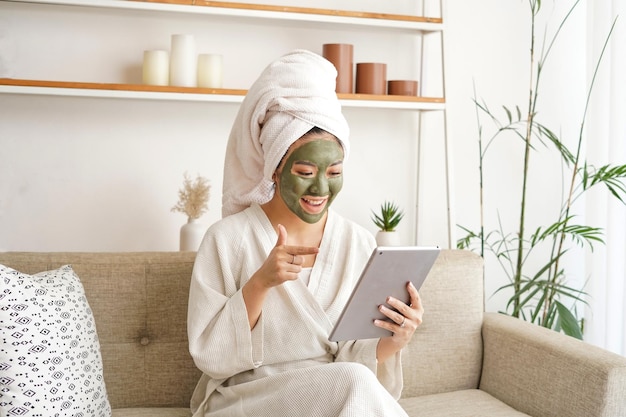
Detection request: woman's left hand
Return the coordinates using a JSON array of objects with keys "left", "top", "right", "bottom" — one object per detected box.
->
[{"left": 374, "top": 281, "right": 424, "bottom": 362}]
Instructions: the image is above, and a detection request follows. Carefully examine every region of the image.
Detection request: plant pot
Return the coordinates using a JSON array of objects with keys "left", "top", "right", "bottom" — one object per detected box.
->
[
  {"left": 180, "top": 218, "right": 206, "bottom": 251},
  {"left": 375, "top": 230, "right": 400, "bottom": 247}
]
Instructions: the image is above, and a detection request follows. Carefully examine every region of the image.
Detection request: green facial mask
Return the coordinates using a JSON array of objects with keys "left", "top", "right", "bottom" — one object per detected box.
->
[{"left": 278, "top": 139, "right": 344, "bottom": 224}]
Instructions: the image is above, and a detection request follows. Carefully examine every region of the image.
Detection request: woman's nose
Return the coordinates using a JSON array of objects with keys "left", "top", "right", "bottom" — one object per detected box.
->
[{"left": 310, "top": 175, "right": 329, "bottom": 195}]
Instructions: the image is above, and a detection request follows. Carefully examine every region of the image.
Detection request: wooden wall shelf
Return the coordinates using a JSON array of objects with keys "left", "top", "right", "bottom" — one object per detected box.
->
[
  {"left": 142, "top": 0, "right": 442, "bottom": 24},
  {"left": 6, "top": 0, "right": 443, "bottom": 31},
  {"left": 0, "top": 79, "right": 446, "bottom": 110}
]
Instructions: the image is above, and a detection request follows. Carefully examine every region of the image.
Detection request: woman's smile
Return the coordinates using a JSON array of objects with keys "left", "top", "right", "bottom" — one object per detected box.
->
[{"left": 301, "top": 196, "right": 329, "bottom": 213}]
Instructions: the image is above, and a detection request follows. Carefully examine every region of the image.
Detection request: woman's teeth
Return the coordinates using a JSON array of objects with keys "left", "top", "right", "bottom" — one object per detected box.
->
[{"left": 303, "top": 198, "right": 325, "bottom": 206}]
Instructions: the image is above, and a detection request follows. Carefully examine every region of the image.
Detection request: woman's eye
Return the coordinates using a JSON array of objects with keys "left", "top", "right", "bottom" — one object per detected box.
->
[{"left": 296, "top": 171, "right": 314, "bottom": 177}]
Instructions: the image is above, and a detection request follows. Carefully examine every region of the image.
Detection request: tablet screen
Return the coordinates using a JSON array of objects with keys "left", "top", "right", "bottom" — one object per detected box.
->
[{"left": 328, "top": 246, "right": 440, "bottom": 342}]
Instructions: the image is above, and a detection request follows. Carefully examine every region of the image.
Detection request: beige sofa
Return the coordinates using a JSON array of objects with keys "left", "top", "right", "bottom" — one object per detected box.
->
[{"left": 1, "top": 250, "right": 625, "bottom": 417}]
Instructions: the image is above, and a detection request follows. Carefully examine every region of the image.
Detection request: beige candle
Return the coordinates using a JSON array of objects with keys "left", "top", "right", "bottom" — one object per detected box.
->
[
  {"left": 197, "top": 54, "right": 223, "bottom": 88},
  {"left": 142, "top": 50, "right": 169, "bottom": 86}
]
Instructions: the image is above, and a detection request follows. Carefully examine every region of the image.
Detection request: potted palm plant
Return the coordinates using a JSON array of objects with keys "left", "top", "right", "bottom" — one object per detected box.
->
[
  {"left": 457, "top": 0, "right": 623, "bottom": 339},
  {"left": 371, "top": 201, "right": 404, "bottom": 246}
]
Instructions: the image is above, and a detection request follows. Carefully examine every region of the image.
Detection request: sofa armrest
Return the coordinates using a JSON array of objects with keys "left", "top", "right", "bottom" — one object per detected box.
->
[{"left": 480, "top": 312, "right": 626, "bottom": 417}]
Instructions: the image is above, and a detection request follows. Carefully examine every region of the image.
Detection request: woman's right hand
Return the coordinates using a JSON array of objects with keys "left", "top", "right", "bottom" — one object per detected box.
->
[
  {"left": 253, "top": 224, "right": 319, "bottom": 288},
  {"left": 242, "top": 224, "right": 318, "bottom": 328}
]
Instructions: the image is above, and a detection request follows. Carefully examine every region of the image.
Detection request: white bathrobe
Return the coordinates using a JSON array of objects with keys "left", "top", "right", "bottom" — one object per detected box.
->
[{"left": 187, "top": 204, "right": 407, "bottom": 416}]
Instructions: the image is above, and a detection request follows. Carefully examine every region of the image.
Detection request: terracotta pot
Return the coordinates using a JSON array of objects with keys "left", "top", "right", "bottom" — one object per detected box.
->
[
  {"left": 322, "top": 43, "right": 354, "bottom": 94},
  {"left": 355, "top": 63, "right": 387, "bottom": 95},
  {"left": 388, "top": 80, "right": 418, "bottom": 96}
]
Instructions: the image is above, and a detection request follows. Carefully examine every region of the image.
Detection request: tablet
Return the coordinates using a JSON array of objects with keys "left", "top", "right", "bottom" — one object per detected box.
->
[{"left": 328, "top": 246, "right": 440, "bottom": 342}]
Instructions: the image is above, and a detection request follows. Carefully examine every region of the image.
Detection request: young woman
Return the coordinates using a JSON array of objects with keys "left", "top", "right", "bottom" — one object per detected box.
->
[{"left": 187, "top": 50, "right": 423, "bottom": 417}]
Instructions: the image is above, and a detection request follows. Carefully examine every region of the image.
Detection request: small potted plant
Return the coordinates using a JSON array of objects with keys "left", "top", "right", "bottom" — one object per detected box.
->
[
  {"left": 172, "top": 172, "right": 211, "bottom": 251},
  {"left": 371, "top": 201, "right": 404, "bottom": 246}
]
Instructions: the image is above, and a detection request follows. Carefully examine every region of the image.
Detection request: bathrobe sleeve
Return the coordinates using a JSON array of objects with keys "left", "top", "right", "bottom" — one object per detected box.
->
[{"left": 187, "top": 213, "right": 266, "bottom": 379}]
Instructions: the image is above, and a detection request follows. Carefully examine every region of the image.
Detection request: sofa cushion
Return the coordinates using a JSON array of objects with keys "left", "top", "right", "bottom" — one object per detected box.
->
[
  {"left": 399, "top": 389, "right": 531, "bottom": 416},
  {"left": 0, "top": 264, "right": 111, "bottom": 417}
]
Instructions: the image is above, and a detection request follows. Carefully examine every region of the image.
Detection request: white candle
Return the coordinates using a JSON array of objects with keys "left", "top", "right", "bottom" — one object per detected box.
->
[
  {"left": 197, "top": 53, "right": 223, "bottom": 88},
  {"left": 169, "top": 34, "right": 196, "bottom": 87},
  {"left": 142, "top": 50, "right": 169, "bottom": 86}
]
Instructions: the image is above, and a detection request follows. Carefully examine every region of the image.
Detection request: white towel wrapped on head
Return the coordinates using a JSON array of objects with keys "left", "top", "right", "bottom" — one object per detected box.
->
[{"left": 221, "top": 49, "right": 350, "bottom": 218}]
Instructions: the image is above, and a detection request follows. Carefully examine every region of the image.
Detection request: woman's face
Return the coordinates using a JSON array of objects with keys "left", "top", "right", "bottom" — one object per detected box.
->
[{"left": 276, "top": 134, "right": 344, "bottom": 224}]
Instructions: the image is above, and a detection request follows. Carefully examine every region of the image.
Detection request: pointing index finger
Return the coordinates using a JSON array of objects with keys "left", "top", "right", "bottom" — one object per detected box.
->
[{"left": 286, "top": 245, "right": 319, "bottom": 256}]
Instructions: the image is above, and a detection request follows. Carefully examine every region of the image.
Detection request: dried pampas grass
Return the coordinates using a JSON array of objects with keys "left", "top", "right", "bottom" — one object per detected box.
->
[{"left": 172, "top": 172, "right": 211, "bottom": 220}]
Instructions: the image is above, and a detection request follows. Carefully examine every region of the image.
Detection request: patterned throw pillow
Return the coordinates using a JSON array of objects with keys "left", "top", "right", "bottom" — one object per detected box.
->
[{"left": 0, "top": 264, "right": 111, "bottom": 417}]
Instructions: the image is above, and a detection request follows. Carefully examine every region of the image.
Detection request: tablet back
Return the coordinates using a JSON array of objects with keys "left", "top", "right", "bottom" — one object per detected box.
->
[{"left": 329, "top": 246, "right": 440, "bottom": 342}]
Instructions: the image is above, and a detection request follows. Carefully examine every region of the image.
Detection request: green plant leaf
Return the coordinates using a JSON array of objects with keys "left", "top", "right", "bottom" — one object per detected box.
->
[
  {"left": 530, "top": 290, "right": 549, "bottom": 323},
  {"left": 551, "top": 283, "right": 588, "bottom": 305},
  {"left": 535, "top": 123, "right": 576, "bottom": 165},
  {"left": 371, "top": 201, "right": 404, "bottom": 231},
  {"left": 510, "top": 282, "right": 544, "bottom": 316},
  {"left": 503, "top": 105, "right": 512, "bottom": 124},
  {"left": 585, "top": 164, "right": 626, "bottom": 204},
  {"left": 456, "top": 228, "right": 477, "bottom": 249},
  {"left": 530, "top": 217, "right": 604, "bottom": 249},
  {"left": 544, "top": 302, "right": 558, "bottom": 329},
  {"left": 555, "top": 300, "right": 583, "bottom": 339}
]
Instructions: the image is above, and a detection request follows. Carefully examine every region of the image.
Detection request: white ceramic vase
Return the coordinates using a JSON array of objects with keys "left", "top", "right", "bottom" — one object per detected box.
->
[
  {"left": 375, "top": 230, "right": 400, "bottom": 247},
  {"left": 179, "top": 218, "right": 206, "bottom": 251}
]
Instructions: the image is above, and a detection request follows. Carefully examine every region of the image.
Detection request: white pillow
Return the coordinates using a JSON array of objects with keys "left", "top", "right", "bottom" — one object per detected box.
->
[{"left": 0, "top": 264, "right": 111, "bottom": 417}]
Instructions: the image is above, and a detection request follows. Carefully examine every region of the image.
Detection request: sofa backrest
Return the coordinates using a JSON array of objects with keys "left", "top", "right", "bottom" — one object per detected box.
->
[
  {"left": 0, "top": 249, "right": 485, "bottom": 407},
  {"left": 0, "top": 252, "right": 201, "bottom": 409},
  {"left": 401, "top": 249, "right": 484, "bottom": 397}
]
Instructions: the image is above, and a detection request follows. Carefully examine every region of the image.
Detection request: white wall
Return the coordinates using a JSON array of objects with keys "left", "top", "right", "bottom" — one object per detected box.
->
[
  {"left": 0, "top": 0, "right": 447, "bottom": 252},
  {"left": 0, "top": 0, "right": 589, "bottom": 315}
]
